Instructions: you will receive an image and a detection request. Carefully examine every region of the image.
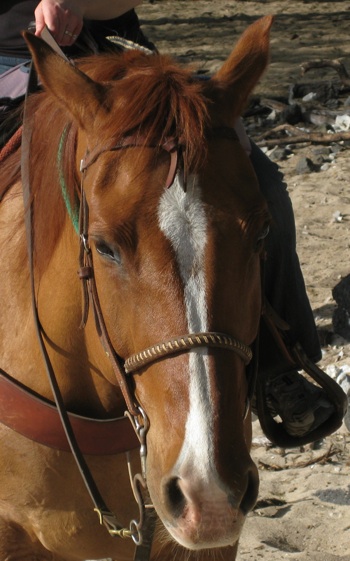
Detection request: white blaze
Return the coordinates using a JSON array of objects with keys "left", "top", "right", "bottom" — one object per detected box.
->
[{"left": 157, "top": 175, "right": 215, "bottom": 480}]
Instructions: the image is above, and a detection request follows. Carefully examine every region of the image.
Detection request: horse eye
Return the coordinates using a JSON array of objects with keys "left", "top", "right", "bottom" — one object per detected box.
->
[
  {"left": 95, "top": 241, "right": 121, "bottom": 264},
  {"left": 255, "top": 224, "right": 270, "bottom": 252},
  {"left": 258, "top": 224, "right": 270, "bottom": 242}
]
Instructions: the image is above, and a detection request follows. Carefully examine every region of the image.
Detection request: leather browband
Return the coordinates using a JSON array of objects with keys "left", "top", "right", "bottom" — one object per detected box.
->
[{"left": 0, "top": 369, "right": 139, "bottom": 455}]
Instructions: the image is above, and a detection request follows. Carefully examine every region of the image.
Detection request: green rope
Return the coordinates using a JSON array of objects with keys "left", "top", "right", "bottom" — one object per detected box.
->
[{"left": 58, "top": 125, "right": 80, "bottom": 234}]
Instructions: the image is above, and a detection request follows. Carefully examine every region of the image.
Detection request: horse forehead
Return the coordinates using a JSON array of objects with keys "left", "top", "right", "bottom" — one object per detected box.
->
[
  {"left": 157, "top": 166, "right": 262, "bottom": 231},
  {"left": 89, "top": 144, "right": 264, "bottom": 236},
  {"left": 157, "top": 176, "right": 207, "bottom": 245}
]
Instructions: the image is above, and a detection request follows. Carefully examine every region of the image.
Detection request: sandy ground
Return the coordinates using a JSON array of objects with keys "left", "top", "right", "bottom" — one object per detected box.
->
[{"left": 136, "top": 2, "right": 350, "bottom": 560}]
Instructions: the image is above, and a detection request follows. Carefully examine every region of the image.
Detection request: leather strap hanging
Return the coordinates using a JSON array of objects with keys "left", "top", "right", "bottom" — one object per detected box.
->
[
  {"left": 18, "top": 31, "right": 157, "bottom": 557},
  {"left": 78, "top": 186, "right": 140, "bottom": 416},
  {"left": 20, "top": 60, "right": 129, "bottom": 539}
]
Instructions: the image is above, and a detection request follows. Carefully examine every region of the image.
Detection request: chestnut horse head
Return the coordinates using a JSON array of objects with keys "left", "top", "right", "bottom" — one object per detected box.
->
[{"left": 0, "top": 16, "right": 272, "bottom": 560}]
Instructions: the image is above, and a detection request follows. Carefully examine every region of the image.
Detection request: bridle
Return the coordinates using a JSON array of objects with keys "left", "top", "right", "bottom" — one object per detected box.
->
[
  {"left": 124, "top": 332, "right": 252, "bottom": 373},
  {"left": 20, "top": 108, "right": 259, "bottom": 557},
  {"left": 76, "top": 126, "right": 259, "bottom": 545}
]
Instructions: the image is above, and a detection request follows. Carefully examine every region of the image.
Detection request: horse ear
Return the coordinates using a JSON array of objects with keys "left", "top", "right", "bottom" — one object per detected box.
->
[
  {"left": 23, "top": 31, "right": 108, "bottom": 129},
  {"left": 209, "top": 15, "right": 274, "bottom": 125}
]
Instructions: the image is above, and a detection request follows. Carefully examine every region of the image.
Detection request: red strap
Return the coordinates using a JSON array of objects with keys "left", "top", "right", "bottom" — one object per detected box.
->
[
  {"left": 0, "top": 369, "right": 139, "bottom": 455},
  {"left": 0, "top": 125, "right": 23, "bottom": 163}
]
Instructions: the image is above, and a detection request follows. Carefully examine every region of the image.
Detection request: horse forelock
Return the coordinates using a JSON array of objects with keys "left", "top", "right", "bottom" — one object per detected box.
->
[{"left": 78, "top": 51, "right": 209, "bottom": 172}]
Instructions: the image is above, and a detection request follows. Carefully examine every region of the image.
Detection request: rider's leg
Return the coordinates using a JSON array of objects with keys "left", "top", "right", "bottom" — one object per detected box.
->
[
  {"left": 250, "top": 140, "right": 334, "bottom": 438},
  {"left": 0, "top": 56, "right": 28, "bottom": 75}
]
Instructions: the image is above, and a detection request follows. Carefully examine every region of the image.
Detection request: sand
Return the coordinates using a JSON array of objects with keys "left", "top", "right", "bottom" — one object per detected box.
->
[{"left": 136, "top": 2, "right": 350, "bottom": 559}]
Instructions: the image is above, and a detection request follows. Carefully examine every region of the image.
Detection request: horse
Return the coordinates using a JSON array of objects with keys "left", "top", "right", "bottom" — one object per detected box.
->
[{"left": 0, "top": 15, "right": 273, "bottom": 561}]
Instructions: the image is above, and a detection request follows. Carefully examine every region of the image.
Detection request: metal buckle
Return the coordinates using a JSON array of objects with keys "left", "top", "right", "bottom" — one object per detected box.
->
[{"left": 125, "top": 406, "right": 154, "bottom": 545}]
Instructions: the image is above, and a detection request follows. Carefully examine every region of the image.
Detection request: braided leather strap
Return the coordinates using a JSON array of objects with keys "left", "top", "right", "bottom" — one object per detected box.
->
[{"left": 124, "top": 332, "right": 252, "bottom": 373}]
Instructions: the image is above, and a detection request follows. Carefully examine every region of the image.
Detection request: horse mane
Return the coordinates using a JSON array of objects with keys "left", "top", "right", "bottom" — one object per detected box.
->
[{"left": 0, "top": 49, "right": 210, "bottom": 272}]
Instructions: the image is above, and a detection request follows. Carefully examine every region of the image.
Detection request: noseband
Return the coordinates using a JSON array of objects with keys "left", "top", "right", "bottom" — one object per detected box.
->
[{"left": 124, "top": 332, "right": 252, "bottom": 373}]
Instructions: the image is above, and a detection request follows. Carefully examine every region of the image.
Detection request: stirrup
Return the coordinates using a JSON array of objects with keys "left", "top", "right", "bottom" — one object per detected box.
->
[{"left": 256, "top": 300, "right": 348, "bottom": 448}]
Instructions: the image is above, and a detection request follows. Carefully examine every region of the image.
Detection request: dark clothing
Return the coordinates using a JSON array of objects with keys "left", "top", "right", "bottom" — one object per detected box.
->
[
  {"left": 83, "top": 10, "right": 153, "bottom": 50},
  {"left": 250, "top": 141, "right": 321, "bottom": 366},
  {"left": 0, "top": 1, "right": 35, "bottom": 58}
]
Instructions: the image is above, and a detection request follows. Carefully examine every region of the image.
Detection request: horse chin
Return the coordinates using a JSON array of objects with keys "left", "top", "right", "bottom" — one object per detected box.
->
[
  {"left": 163, "top": 517, "right": 244, "bottom": 551},
  {"left": 153, "top": 495, "right": 245, "bottom": 551},
  {"left": 153, "top": 522, "right": 241, "bottom": 561},
  {"left": 166, "top": 527, "right": 242, "bottom": 552}
]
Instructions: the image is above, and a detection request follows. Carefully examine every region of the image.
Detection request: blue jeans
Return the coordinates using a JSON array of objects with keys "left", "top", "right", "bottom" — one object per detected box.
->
[{"left": 0, "top": 56, "right": 30, "bottom": 75}]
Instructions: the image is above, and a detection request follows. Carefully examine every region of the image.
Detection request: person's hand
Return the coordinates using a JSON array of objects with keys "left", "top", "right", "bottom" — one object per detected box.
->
[{"left": 34, "top": 0, "right": 84, "bottom": 46}]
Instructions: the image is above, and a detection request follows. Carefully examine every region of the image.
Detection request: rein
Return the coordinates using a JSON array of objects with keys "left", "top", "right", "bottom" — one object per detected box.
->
[{"left": 21, "top": 63, "right": 135, "bottom": 542}]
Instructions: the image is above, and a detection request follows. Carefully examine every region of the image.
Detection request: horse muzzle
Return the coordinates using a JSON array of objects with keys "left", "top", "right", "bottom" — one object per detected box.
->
[{"left": 152, "top": 461, "right": 259, "bottom": 550}]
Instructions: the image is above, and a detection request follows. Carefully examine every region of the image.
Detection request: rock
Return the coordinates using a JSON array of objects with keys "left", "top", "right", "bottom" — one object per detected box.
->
[
  {"left": 310, "top": 146, "right": 334, "bottom": 169},
  {"left": 335, "top": 368, "right": 350, "bottom": 431},
  {"left": 267, "top": 146, "right": 288, "bottom": 161},
  {"left": 289, "top": 82, "right": 340, "bottom": 104},
  {"left": 334, "top": 114, "right": 350, "bottom": 131},
  {"left": 312, "top": 146, "right": 331, "bottom": 157},
  {"left": 311, "top": 154, "right": 326, "bottom": 166},
  {"left": 330, "top": 144, "right": 343, "bottom": 154},
  {"left": 278, "top": 103, "right": 303, "bottom": 125},
  {"left": 302, "top": 92, "right": 317, "bottom": 102},
  {"left": 295, "top": 156, "right": 319, "bottom": 174}
]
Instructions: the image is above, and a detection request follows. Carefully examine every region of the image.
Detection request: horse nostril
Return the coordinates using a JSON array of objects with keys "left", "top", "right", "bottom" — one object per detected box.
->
[
  {"left": 165, "top": 477, "right": 186, "bottom": 518},
  {"left": 239, "top": 468, "right": 259, "bottom": 516}
]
